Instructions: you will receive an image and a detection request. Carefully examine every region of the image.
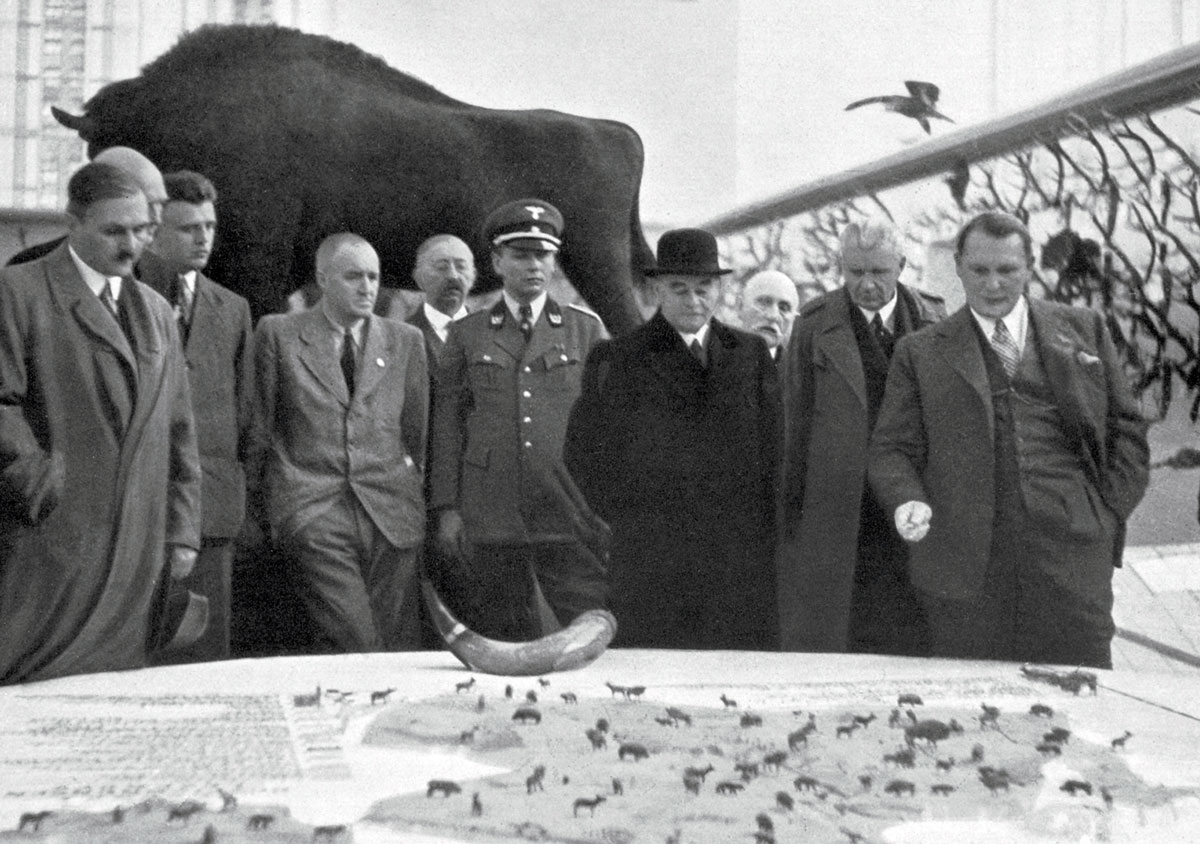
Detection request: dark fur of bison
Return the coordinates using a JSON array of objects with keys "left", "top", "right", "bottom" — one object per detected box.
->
[{"left": 54, "top": 24, "right": 650, "bottom": 332}]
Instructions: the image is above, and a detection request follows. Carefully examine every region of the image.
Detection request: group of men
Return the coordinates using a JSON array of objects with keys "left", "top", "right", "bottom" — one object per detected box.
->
[{"left": 0, "top": 146, "right": 1150, "bottom": 685}]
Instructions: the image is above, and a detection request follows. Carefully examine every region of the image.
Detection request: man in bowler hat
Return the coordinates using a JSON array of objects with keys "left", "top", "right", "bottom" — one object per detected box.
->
[
  {"left": 565, "top": 228, "right": 782, "bottom": 649},
  {"left": 429, "top": 199, "right": 610, "bottom": 641}
]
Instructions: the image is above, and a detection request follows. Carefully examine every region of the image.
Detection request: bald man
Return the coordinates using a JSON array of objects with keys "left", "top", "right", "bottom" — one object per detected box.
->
[
  {"left": 6, "top": 147, "right": 169, "bottom": 267},
  {"left": 738, "top": 270, "right": 800, "bottom": 363},
  {"left": 250, "top": 233, "right": 429, "bottom": 652},
  {"left": 407, "top": 234, "right": 477, "bottom": 368},
  {"left": 778, "top": 219, "right": 945, "bottom": 654}
]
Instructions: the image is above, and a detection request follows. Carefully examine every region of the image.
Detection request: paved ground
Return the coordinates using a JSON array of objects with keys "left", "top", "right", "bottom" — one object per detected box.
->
[{"left": 1113, "top": 542, "right": 1200, "bottom": 673}]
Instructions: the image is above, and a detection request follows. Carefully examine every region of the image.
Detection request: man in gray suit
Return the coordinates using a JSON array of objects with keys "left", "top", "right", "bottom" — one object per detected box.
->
[
  {"left": 869, "top": 211, "right": 1149, "bottom": 668},
  {"left": 407, "top": 234, "right": 476, "bottom": 368},
  {"left": 251, "top": 233, "right": 429, "bottom": 652},
  {"left": 143, "top": 170, "right": 253, "bottom": 662}
]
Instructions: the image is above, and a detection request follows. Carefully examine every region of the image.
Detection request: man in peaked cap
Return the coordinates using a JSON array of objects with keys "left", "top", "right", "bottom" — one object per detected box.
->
[
  {"left": 565, "top": 228, "right": 782, "bottom": 649},
  {"left": 428, "top": 198, "right": 610, "bottom": 642}
]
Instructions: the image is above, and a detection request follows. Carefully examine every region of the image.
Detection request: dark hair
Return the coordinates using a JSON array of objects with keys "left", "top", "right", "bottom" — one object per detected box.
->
[
  {"left": 163, "top": 170, "right": 218, "bottom": 205},
  {"left": 65, "top": 162, "right": 144, "bottom": 218},
  {"left": 954, "top": 211, "right": 1033, "bottom": 264}
]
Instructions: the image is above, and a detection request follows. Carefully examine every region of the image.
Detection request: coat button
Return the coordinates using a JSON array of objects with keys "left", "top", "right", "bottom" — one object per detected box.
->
[
  {"left": 522, "top": 390, "right": 532, "bottom": 398},
  {"left": 376, "top": 357, "right": 385, "bottom": 367},
  {"left": 523, "top": 416, "right": 532, "bottom": 423},
  {"left": 524, "top": 365, "right": 532, "bottom": 373},
  {"left": 524, "top": 441, "right": 533, "bottom": 448}
]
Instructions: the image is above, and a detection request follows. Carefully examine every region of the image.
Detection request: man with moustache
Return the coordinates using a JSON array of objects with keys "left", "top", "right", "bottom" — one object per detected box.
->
[
  {"left": 429, "top": 199, "right": 609, "bottom": 642},
  {"left": 565, "top": 228, "right": 781, "bottom": 649},
  {"left": 0, "top": 162, "right": 201, "bottom": 683},
  {"left": 142, "top": 170, "right": 254, "bottom": 663},
  {"left": 778, "top": 219, "right": 945, "bottom": 655},
  {"left": 6, "top": 147, "right": 169, "bottom": 267},
  {"left": 251, "top": 233, "right": 429, "bottom": 652},
  {"left": 738, "top": 269, "right": 800, "bottom": 364},
  {"left": 407, "top": 234, "right": 477, "bottom": 368},
  {"left": 869, "top": 211, "right": 1149, "bottom": 668}
]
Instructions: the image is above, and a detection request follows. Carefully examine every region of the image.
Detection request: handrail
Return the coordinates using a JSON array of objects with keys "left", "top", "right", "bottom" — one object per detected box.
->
[{"left": 700, "top": 42, "right": 1200, "bottom": 234}]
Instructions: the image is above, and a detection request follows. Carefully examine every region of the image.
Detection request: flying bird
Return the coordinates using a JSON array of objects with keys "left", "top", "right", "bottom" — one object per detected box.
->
[{"left": 845, "top": 81, "right": 954, "bottom": 134}]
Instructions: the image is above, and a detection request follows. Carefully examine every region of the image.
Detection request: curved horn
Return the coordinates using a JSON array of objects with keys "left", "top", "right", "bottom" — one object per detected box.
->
[
  {"left": 422, "top": 579, "right": 617, "bottom": 676},
  {"left": 51, "top": 107, "right": 95, "bottom": 139}
]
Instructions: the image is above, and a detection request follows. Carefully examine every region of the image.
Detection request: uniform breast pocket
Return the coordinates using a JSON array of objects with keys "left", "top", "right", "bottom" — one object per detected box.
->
[
  {"left": 541, "top": 348, "right": 581, "bottom": 387},
  {"left": 468, "top": 354, "right": 507, "bottom": 390}
]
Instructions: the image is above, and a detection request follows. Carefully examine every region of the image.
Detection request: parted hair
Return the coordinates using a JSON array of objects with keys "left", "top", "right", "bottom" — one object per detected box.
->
[
  {"left": 163, "top": 170, "right": 218, "bottom": 205},
  {"left": 955, "top": 211, "right": 1034, "bottom": 265},
  {"left": 66, "top": 161, "right": 144, "bottom": 219},
  {"left": 839, "top": 218, "right": 904, "bottom": 259}
]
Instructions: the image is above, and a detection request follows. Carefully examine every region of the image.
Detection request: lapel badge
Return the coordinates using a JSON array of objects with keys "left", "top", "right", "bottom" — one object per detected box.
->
[
  {"left": 489, "top": 307, "right": 505, "bottom": 329},
  {"left": 547, "top": 310, "right": 562, "bottom": 327},
  {"left": 376, "top": 357, "right": 385, "bottom": 367}
]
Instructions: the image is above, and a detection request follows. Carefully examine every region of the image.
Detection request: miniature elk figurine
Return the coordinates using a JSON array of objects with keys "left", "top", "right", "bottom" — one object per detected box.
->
[
  {"left": 720, "top": 693, "right": 738, "bottom": 709},
  {"left": 1111, "top": 730, "right": 1133, "bottom": 750},
  {"left": 573, "top": 794, "right": 606, "bottom": 816},
  {"left": 455, "top": 677, "right": 476, "bottom": 693}
]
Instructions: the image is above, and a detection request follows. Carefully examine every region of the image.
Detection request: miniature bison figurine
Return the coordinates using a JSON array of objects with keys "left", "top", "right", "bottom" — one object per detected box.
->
[{"left": 53, "top": 24, "right": 651, "bottom": 332}]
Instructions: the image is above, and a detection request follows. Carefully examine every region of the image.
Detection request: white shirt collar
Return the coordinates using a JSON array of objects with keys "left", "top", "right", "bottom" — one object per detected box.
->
[
  {"left": 68, "top": 244, "right": 122, "bottom": 300},
  {"left": 178, "top": 269, "right": 197, "bottom": 294},
  {"left": 970, "top": 295, "right": 1029, "bottom": 353},
  {"left": 423, "top": 302, "right": 467, "bottom": 343},
  {"left": 858, "top": 290, "right": 899, "bottom": 331},
  {"left": 503, "top": 290, "right": 547, "bottom": 326},
  {"left": 677, "top": 321, "right": 711, "bottom": 350}
]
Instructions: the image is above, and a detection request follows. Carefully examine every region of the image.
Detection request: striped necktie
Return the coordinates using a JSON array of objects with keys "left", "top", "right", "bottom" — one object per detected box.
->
[{"left": 991, "top": 318, "right": 1020, "bottom": 379}]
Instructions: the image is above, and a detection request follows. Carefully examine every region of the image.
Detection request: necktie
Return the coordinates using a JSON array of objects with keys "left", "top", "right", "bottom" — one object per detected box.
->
[
  {"left": 175, "top": 276, "right": 194, "bottom": 329},
  {"left": 991, "top": 318, "right": 1020, "bottom": 379},
  {"left": 872, "top": 313, "right": 894, "bottom": 358},
  {"left": 519, "top": 303, "right": 533, "bottom": 342},
  {"left": 99, "top": 282, "right": 120, "bottom": 320},
  {"left": 341, "top": 329, "right": 357, "bottom": 396},
  {"left": 689, "top": 338, "right": 707, "bottom": 368}
]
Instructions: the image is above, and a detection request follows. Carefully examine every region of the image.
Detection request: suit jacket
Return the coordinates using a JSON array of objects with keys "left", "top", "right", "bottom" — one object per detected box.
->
[
  {"left": 143, "top": 260, "right": 254, "bottom": 538},
  {"left": 251, "top": 309, "right": 428, "bottom": 548},
  {"left": 564, "top": 312, "right": 782, "bottom": 647},
  {"left": 406, "top": 304, "right": 447, "bottom": 371},
  {"left": 429, "top": 297, "right": 607, "bottom": 545},
  {"left": 0, "top": 243, "right": 201, "bottom": 683},
  {"left": 777, "top": 284, "right": 945, "bottom": 651},
  {"left": 868, "top": 299, "right": 1149, "bottom": 600}
]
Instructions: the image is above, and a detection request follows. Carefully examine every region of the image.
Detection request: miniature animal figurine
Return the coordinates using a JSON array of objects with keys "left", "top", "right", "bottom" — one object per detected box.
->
[
  {"left": 217, "top": 788, "right": 237, "bottom": 811},
  {"left": 715, "top": 781, "right": 745, "bottom": 795},
  {"left": 611, "top": 777, "right": 623, "bottom": 795},
  {"left": 776, "top": 791, "right": 794, "bottom": 811},
  {"left": 111, "top": 805, "right": 126, "bottom": 824},
  {"left": 526, "top": 690, "right": 538, "bottom": 703},
  {"left": 561, "top": 692, "right": 578, "bottom": 704},
  {"left": 904, "top": 718, "right": 963, "bottom": 748},
  {"left": 627, "top": 685, "right": 646, "bottom": 699},
  {"left": 460, "top": 725, "right": 479, "bottom": 744},
  {"left": 883, "top": 747, "right": 916, "bottom": 768},
  {"left": 512, "top": 707, "right": 542, "bottom": 725},
  {"left": 978, "top": 766, "right": 1011, "bottom": 794},
  {"left": 1044, "top": 727, "right": 1071, "bottom": 745},
  {"left": 931, "top": 783, "right": 955, "bottom": 796},
  {"left": 618, "top": 742, "right": 650, "bottom": 761},
  {"left": 247, "top": 814, "right": 275, "bottom": 830},
  {"left": 312, "top": 824, "right": 347, "bottom": 841},
  {"left": 740, "top": 713, "right": 763, "bottom": 727},
  {"left": 370, "top": 687, "right": 396, "bottom": 705},
  {"left": 852, "top": 713, "right": 877, "bottom": 728},
  {"left": 655, "top": 716, "right": 675, "bottom": 726},
  {"left": 734, "top": 761, "right": 760, "bottom": 781},
  {"left": 835, "top": 722, "right": 860, "bottom": 738},
  {"left": 665, "top": 706, "right": 692, "bottom": 726},
  {"left": 476, "top": 694, "right": 486, "bottom": 712},
  {"left": 585, "top": 728, "right": 607, "bottom": 750},
  {"left": 293, "top": 685, "right": 321, "bottom": 707},
  {"left": 573, "top": 794, "right": 606, "bottom": 816},
  {"left": 978, "top": 703, "right": 1001, "bottom": 729},
  {"left": 794, "top": 775, "right": 821, "bottom": 792},
  {"left": 763, "top": 750, "right": 788, "bottom": 771},
  {"left": 538, "top": 677, "right": 550, "bottom": 687},
  {"left": 17, "top": 811, "right": 52, "bottom": 832},
  {"left": 935, "top": 757, "right": 955, "bottom": 771},
  {"left": 888, "top": 708, "right": 904, "bottom": 727},
  {"left": 756, "top": 813, "right": 774, "bottom": 832},
  {"left": 970, "top": 744, "right": 985, "bottom": 763},
  {"left": 684, "top": 763, "right": 714, "bottom": 782},
  {"left": 720, "top": 693, "right": 738, "bottom": 709},
  {"left": 883, "top": 779, "right": 916, "bottom": 797},
  {"left": 1061, "top": 779, "right": 1093, "bottom": 796},
  {"left": 505, "top": 684, "right": 513, "bottom": 698},
  {"left": 471, "top": 792, "right": 483, "bottom": 816},
  {"left": 605, "top": 681, "right": 628, "bottom": 698},
  {"left": 596, "top": 718, "right": 609, "bottom": 733},
  {"left": 427, "top": 780, "right": 462, "bottom": 798},
  {"left": 897, "top": 693, "right": 923, "bottom": 706},
  {"left": 683, "top": 773, "right": 702, "bottom": 795},
  {"left": 526, "top": 765, "right": 546, "bottom": 794},
  {"left": 1111, "top": 730, "right": 1133, "bottom": 750},
  {"left": 787, "top": 728, "right": 809, "bottom": 750},
  {"left": 858, "top": 775, "right": 873, "bottom": 790},
  {"left": 455, "top": 677, "right": 476, "bottom": 693},
  {"left": 1029, "top": 703, "right": 1054, "bottom": 718},
  {"left": 1036, "top": 742, "right": 1062, "bottom": 757}
]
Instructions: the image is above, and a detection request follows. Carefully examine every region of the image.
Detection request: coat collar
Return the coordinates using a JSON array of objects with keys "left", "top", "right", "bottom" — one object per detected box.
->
[
  {"left": 810, "top": 289, "right": 868, "bottom": 410},
  {"left": 487, "top": 296, "right": 564, "bottom": 361},
  {"left": 297, "top": 308, "right": 351, "bottom": 406},
  {"left": 46, "top": 243, "right": 137, "bottom": 370}
]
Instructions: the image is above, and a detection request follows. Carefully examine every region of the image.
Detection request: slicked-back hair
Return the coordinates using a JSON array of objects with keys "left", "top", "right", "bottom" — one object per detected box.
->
[
  {"left": 66, "top": 162, "right": 145, "bottom": 219},
  {"left": 839, "top": 218, "right": 904, "bottom": 260},
  {"left": 163, "top": 170, "right": 218, "bottom": 205},
  {"left": 955, "top": 211, "right": 1034, "bottom": 265},
  {"left": 315, "top": 232, "right": 374, "bottom": 274},
  {"left": 415, "top": 233, "right": 471, "bottom": 267}
]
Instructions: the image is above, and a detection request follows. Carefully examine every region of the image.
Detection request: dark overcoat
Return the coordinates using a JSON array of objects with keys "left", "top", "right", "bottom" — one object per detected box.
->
[
  {"left": 777, "top": 284, "right": 945, "bottom": 651},
  {"left": 868, "top": 300, "right": 1149, "bottom": 603},
  {"left": 564, "top": 312, "right": 782, "bottom": 649},
  {"left": 428, "top": 298, "right": 607, "bottom": 545},
  {"left": 0, "top": 244, "right": 201, "bottom": 683}
]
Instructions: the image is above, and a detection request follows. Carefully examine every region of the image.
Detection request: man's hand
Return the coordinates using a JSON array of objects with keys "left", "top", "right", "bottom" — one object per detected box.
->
[
  {"left": 894, "top": 500, "right": 932, "bottom": 543},
  {"left": 168, "top": 545, "right": 199, "bottom": 579},
  {"left": 437, "top": 509, "right": 470, "bottom": 564}
]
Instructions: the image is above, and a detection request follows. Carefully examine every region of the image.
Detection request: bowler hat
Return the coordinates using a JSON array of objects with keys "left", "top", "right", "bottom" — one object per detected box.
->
[
  {"left": 483, "top": 199, "right": 563, "bottom": 251},
  {"left": 645, "top": 228, "right": 732, "bottom": 277}
]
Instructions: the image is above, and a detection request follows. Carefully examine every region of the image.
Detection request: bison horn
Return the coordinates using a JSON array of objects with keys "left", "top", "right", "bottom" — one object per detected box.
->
[
  {"left": 422, "top": 579, "right": 617, "bottom": 676},
  {"left": 51, "top": 107, "right": 95, "bottom": 138}
]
